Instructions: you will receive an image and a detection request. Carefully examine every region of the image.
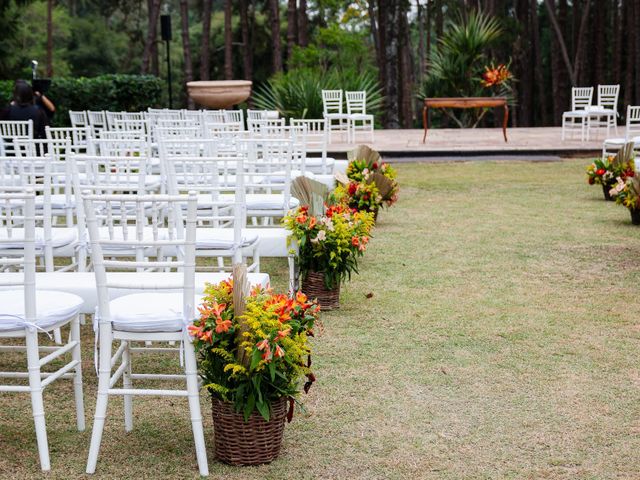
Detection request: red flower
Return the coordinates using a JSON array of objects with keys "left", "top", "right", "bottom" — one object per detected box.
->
[
  {"left": 277, "top": 327, "right": 291, "bottom": 340},
  {"left": 351, "top": 236, "right": 360, "bottom": 247},
  {"left": 274, "top": 344, "right": 285, "bottom": 358},
  {"left": 348, "top": 182, "right": 358, "bottom": 196},
  {"left": 588, "top": 177, "right": 595, "bottom": 185},
  {"left": 596, "top": 168, "right": 606, "bottom": 176},
  {"left": 372, "top": 162, "right": 378, "bottom": 170}
]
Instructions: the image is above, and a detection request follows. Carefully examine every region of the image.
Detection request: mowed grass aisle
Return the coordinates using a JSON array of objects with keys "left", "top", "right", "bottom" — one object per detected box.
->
[{"left": 1, "top": 158, "right": 639, "bottom": 479}]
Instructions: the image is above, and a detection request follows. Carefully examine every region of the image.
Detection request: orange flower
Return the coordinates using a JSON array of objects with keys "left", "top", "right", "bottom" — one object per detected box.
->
[
  {"left": 277, "top": 327, "right": 291, "bottom": 340},
  {"left": 215, "top": 317, "right": 232, "bottom": 334},
  {"left": 309, "top": 217, "right": 317, "bottom": 229},
  {"left": 274, "top": 344, "right": 285, "bottom": 358},
  {"left": 256, "top": 338, "right": 270, "bottom": 351},
  {"left": 351, "top": 236, "right": 360, "bottom": 247},
  {"left": 296, "top": 291, "right": 308, "bottom": 304},
  {"left": 296, "top": 213, "right": 308, "bottom": 224},
  {"left": 220, "top": 279, "right": 233, "bottom": 294}
]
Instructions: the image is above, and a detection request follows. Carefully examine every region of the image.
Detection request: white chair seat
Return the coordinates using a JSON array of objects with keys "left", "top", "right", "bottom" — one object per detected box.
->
[
  {"left": 0, "top": 227, "right": 78, "bottom": 249},
  {"left": 0, "top": 272, "right": 270, "bottom": 314},
  {"left": 324, "top": 113, "right": 349, "bottom": 120},
  {"left": 603, "top": 136, "right": 640, "bottom": 145},
  {"left": 334, "top": 159, "right": 349, "bottom": 175},
  {"left": 349, "top": 113, "right": 374, "bottom": 120},
  {"left": 586, "top": 106, "right": 615, "bottom": 114},
  {"left": 222, "top": 193, "right": 299, "bottom": 211},
  {"left": 563, "top": 110, "right": 589, "bottom": 118},
  {"left": 314, "top": 174, "right": 336, "bottom": 190},
  {"left": 109, "top": 292, "right": 202, "bottom": 333},
  {"left": 243, "top": 227, "right": 290, "bottom": 257},
  {"left": 195, "top": 229, "right": 258, "bottom": 249},
  {"left": 305, "top": 157, "right": 335, "bottom": 169},
  {"left": 35, "top": 194, "right": 75, "bottom": 210},
  {"left": 0, "top": 290, "right": 83, "bottom": 332}
]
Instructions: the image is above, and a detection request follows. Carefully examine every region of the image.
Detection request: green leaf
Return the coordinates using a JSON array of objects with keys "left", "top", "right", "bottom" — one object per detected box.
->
[
  {"left": 244, "top": 393, "right": 256, "bottom": 421},
  {"left": 256, "top": 399, "right": 271, "bottom": 421},
  {"left": 250, "top": 348, "right": 262, "bottom": 370},
  {"left": 269, "top": 360, "right": 276, "bottom": 382}
]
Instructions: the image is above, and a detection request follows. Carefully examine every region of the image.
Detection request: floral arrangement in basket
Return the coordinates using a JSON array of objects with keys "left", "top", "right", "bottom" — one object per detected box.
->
[
  {"left": 190, "top": 271, "right": 319, "bottom": 423},
  {"left": 587, "top": 143, "right": 635, "bottom": 200},
  {"left": 284, "top": 201, "right": 374, "bottom": 291},
  {"left": 480, "top": 63, "right": 513, "bottom": 88},
  {"left": 340, "top": 145, "right": 399, "bottom": 210}
]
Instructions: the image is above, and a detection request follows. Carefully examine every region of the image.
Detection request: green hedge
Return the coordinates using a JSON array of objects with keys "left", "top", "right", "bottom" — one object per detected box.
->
[{"left": 0, "top": 74, "right": 163, "bottom": 126}]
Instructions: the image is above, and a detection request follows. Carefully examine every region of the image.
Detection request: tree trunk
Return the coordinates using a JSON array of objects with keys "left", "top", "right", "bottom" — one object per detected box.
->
[
  {"left": 435, "top": 0, "right": 443, "bottom": 39},
  {"left": 378, "top": 0, "right": 404, "bottom": 128},
  {"left": 417, "top": 0, "right": 425, "bottom": 83},
  {"left": 624, "top": 0, "right": 635, "bottom": 107},
  {"left": 612, "top": 0, "right": 622, "bottom": 85},
  {"left": 239, "top": 0, "right": 253, "bottom": 81},
  {"left": 298, "top": 0, "right": 309, "bottom": 47},
  {"left": 179, "top": 0, "right": 194, "bottom": 108},
  {"left": 200, "top": 0, "right": 212, "bottom": 80},
  {"left": 594, "top": 0, "right": 606, "bottom": 85},
  {"left": 224, "top": 0, "right": 233, "bottom": 79},
  {"left": 46, "top": 0, "right": 53, "bottom": 77},
  {"left": 635, "top": 0, "right": 640, "bottom": 104},
  {"left": 368, "top": 0, "right": 383, "bottom": 86},
  {"left": 516, "top": 0, "right": 532, "bottom": 126},
  {"left": 530, "top": 0, "right": 548, "bottom": 125},
  {"left": 286, "top": 0, "right": 297, "bottom": 62},
  {"left": 399, "top": 3, "right": 413, "bottom": 128},
  {"left": 269, "top": 0, "right": 283, "bottom": 73},
  {"left": 548, "top": 0, "right": 568, "bottom": 124},
  {"left": 142, "top": 0, "right": 162, "bottom": 74}
]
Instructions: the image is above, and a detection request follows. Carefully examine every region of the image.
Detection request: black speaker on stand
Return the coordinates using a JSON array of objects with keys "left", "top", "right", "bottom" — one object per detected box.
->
[{"left": 160, "top": 14, "right": 173, "bottom": 108}]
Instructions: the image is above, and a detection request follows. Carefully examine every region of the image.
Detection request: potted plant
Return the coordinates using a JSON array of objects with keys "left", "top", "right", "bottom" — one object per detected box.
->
[
  {"left": 612, "top": 173, "right": 640, "bottom": 225},
  {"left": 190, "top": 265, "right": 319, "bottom": 465},
  {"left": 586, "top": 143, "right": 635, "bottom": 201},
  {"left": 341, "top": 145, "right": 400, "bottom": 216}
]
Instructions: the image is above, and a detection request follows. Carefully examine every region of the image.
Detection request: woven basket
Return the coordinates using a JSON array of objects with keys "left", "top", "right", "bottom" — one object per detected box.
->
[
  {"left": 211, "top": 397, "right": 288, "bottom": 466},
  {"left": 302, "top": 270, "right": 340, "bottom": 310}
]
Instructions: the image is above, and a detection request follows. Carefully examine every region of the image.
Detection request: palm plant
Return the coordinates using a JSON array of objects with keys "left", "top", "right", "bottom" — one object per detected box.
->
[
  {"left": 419, "top": 10, "right": 513, "bottom": 128},
  {"left": 252, "top": 68, "right": 383, "bottom": 122}
]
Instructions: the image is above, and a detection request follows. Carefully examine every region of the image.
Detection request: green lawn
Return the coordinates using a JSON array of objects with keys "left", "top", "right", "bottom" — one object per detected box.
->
[{"left": 1, "top": 158, "right": 640, "bottom": 479}]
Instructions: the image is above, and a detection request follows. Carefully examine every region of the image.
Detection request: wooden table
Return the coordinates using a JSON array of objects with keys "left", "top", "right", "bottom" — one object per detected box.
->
[{"left": 422, "top": 97, "right": 509, "bottom": 143}]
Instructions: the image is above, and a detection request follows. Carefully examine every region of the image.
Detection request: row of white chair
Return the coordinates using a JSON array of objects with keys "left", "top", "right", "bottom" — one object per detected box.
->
[
  {"left": 1, "top": 190, "right": 275, "bottom": 474},
  {"left": 562, "top": 85, "right": 620, "bottom": 141}
]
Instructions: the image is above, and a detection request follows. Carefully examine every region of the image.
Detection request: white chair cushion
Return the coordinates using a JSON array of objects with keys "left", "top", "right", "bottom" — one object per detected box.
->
[
  {"left": 109, "top": 292, "right": 201, "bottom": 333},
  {"left": 196, "top": 228, "right": 258, "bottom": 249},
  {"left": 333, "top": 160, "right": 349, "bottom": 176},
  {"left": 0, "top": 272, "right": 270, "bottom": 315},
  {"left": 563, "top": 110, "right": 589, "bottom": 118},
  {"left": 323, "top": 113, "right": 349, "bottom": 120},
  {"left": 0, "top": 227, "right": 78, "bottom": 249},
  {"left": 305, "top": 157, "right": 335, "bottom": 168},
  {"left": 0, "top": 290, "right": 83, "bottom": 332},
  {"left": 314, "top": 174, "right": 336, "bottom": 190},
  {"left": 349, "top": 114, "right": 374, "bottom": 120},
  {"left": 35, "top": 194, "right": 75, "bottom": 210},
  {"left": 243, "top": 227, "right": 290, "bottom": 257},
  {"left": 226, "top": 194, "right": 299, "bottom": 211}
]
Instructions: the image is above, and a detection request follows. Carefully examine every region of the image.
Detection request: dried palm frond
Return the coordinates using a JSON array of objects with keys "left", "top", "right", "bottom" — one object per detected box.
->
[
  {"left": 370, "top": 172, "right": 394, "bottom": 200},
  {"left": 334, "top": 171, "right": 350, "bottom": 186},
  {"left": 233, "top": 263, "right": 251, "bottom": 367},
  {"left": 291, "top": 176, "right": 328, "bottom": 217},
  {"left": 347, "top": 145, "right": 381, "bottom": 164},
  {"left": 611, "top": 141, "right": 635, "bottom": 169}
]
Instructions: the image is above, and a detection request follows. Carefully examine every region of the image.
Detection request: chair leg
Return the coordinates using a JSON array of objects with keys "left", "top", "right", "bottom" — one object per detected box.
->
[
  {"left": 71, "top": 315, "right": 85, "bottom": 432},
  {"left": 183, "top": 331, "right": 209, "bottom": 476},
  {"left": 86, "top": 320, "right": 112, "bottom": 474},
  {"left": 561, "top": 117, "right": 566, "bottom": 141},
  {"left": 53, "top": 328, "right": 63, "bottom": 345},
  {"left": 122, "top": 341, "right": 133, "bottom": 432},
  {"left": 26, "top": 330, "right": 51, "bottom": 472}
]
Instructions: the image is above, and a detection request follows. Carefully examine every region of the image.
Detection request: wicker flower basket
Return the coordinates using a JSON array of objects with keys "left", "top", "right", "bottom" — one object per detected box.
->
[
  {"left": 630, "top": 208, "right": 640, "bottom": 225},
  {"left": 211, "top": 397, "right": 288, "bottom": 466},
  {"left": 302, "top": 270, "right": 340, "bottom": 310}
]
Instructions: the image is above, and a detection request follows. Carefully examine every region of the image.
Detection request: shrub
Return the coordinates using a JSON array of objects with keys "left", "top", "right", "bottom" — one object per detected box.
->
[
  {"left": 0, "top": 74, "right": 163, "bottom": 126},
  {"left": 252, "top": 68, "right": 383, "bottom": 123}
]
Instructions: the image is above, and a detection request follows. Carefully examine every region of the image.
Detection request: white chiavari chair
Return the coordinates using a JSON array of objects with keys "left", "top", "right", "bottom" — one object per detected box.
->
[
  {"left": 0, "top": 190, "right": 85, "bottom": 472},
  {"left": 83, "top": 191, "right": 208, "bottom": 476}
]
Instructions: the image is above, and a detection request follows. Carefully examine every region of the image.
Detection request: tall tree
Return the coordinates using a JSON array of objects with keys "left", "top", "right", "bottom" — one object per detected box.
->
[
  {"left": 179, "top": 0, "right": 194, "bottom": 108},
  {"left": 298, "top": 0, "right": 309, "bottom": 48},
  {"left": 286, "top": 0, "right": 297, "bottom": 61},
  {"left": 200, "top": 0, "right": 212, "bottom": 80},
  {"left": 46, "top": 0, "right": 53, "bottom": 76},
  {"left": 544, "top": 0, "right": 591, "bottom": 86},
  {"left": 141, "top": 0, "right": 161, "bottom": 74},
  {"left": 530, "top": 0, "right": 548, "bottom": 125},
  {"left": 269, "top": 0, "right": 283, "bottom": 73},
  {"left": 224, "top": 0, "right": 233, "bottom": 79},
  {"left": 635, "top": 0, "right": 640, "bottom": 104},
  {"left": 239, "top": 0, "right": 253, "bottom": 80}
]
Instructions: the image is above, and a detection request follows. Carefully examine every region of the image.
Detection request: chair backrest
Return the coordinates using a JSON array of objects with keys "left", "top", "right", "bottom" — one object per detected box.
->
[
  {"left": 86, "top": 111, "right": 107, "bottom": 135},
  {"left": 248, "top": 117, "right": 285, "bottom": 132},
  {"left": 290, "top": 118, "right": 329, "bottom": 170},
  {"left": 155, "top": 125, "right": 202, "bottom": 140},
  {"left": 247, "top": 110, "right": 280, "bottom": 121},
  {"left": 83, "top": 193, "right": 197, "bottom": 317},
  {"left": 625, "top": 106, "right": 640, "bottom": 139},
  {"left": 88, "top": 136, "right": 152, "bottom": 158},
  {"left": 68, "top": 110, "right": 88, "bottom": 128},
  {"left": 0, "top": 121, "right": 33, "bottom": 156},
  {"left": 224, "top": 110, "right": 245, "bottom": 128},
  {"left": 0, "top": 191, "right": 36, "bottom": 309},
  {"left": 346, "top": 91, "right": 367, "bottom": 115},
  {"left": 571, "top": 87, "right": 594, "bottom": 111},
  {"left": 105, "top": 111, "right": 147, "bottom": 130},
  {"left": 201, "top": 110, "right": 225, "bottom": 124},
  {"left": 73, "top": 154, "right": 151, "bottom": 196},
  {"left": 181, "top": 110, "right": 204, "bottom": 124},
  {"left": 46, "top": 126, "right": 91, "bottom": 152},
  {"left": 322, "top": 90, "right": 343, "bottom": 115},
  {"left": 598, "top": 85, "right": 620, "bottom": 111}
]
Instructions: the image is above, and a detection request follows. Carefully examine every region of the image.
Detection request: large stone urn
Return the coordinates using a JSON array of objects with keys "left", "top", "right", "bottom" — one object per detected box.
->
[{"left": 186, "top": 80, "right": 252, "bottom": 109}]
